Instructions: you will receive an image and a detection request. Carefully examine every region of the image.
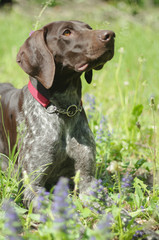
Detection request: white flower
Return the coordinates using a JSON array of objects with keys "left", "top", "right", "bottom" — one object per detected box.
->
[
  {"left": 107, "top": 161, "right": 119, "bottom": 173},
  {"left": 118, "top": 47, "right": 124, "bottom": 54}
]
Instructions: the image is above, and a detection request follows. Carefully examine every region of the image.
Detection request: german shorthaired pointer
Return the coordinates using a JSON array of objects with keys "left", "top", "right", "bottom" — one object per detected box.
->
[{"left": 0, "top": 21, "right": 115, "bottom": 209}]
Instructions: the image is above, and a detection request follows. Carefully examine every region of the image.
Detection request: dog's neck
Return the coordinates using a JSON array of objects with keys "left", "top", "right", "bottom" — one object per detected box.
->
[{"left": 29, "top": 73, "right": 82, "bottom": 109}]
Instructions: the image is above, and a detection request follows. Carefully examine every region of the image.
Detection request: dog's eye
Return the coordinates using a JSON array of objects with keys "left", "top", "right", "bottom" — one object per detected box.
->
[{"left": 63, "top": 29, "right": 71, "bottom": 36}]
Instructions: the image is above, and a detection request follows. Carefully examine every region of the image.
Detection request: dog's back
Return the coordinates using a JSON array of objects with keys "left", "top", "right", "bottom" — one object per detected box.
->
[{"left": 0, "top": 83, "right": 22, "bottom": 157}]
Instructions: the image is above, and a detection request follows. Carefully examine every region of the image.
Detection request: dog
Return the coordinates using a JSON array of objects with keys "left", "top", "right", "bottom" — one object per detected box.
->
[{"left": 0, "top": 20, "right": 115, "bottom": 208}]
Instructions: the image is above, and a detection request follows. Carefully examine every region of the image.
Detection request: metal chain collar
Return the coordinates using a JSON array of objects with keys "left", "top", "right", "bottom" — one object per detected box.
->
[{"left": 46, "top": 104, "right": 83, "bottom": 117}]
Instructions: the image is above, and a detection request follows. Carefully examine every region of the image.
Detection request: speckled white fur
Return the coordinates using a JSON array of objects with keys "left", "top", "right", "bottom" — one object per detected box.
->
[{"left": 17, "top": 87, "right": 95, "bottom": 208}]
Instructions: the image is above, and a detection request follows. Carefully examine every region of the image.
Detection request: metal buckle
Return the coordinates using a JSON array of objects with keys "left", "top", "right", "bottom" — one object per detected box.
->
[
  {"left": 46, "top": 105, "right": 57, "bottom": 114},
  {"left": 46, "top": 103, "right": 82, "bottom": 117},
  {"left": 66, "top": 105, "right": 78, "bottom": 117}
]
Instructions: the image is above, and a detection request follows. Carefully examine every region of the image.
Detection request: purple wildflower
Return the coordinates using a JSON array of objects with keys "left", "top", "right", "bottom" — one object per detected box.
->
[
  {"left": 121, "top": 173, "right": 133, "bottom": 193},
  {"left": 2, "top": 199, "right": 22, "bottom": 240},
  {"left": 132, "top": 230, "right": 145, "bottom": 239},
  {"left": 141, "top": 206, "right": 145, "bottom": 212},
  {"left": 52, "top": 177, "right": 77, "bottom": 233},
  {"left": 83, "top": 179, "right": 108, "bottom": 214},
  {"left": 96, "top": 115, "right": 108, "bottom": 143},
  {"left": 97, "top": 212, "right": 113, "bottom": 230},
  {"left": 90, "top": 237, "right": 96, "bottom": 240},
  {"left": 90, "top": 213, "right": 113, "bottom": 239},
  {"left": 84, "top": 93, "right": 96, "bottom": 120},
  {"left": 29, "top": 30, "right": 35, "bottom": 36},
  {"left": 36, "top": 188, "right": 50, "bottom": 222}
]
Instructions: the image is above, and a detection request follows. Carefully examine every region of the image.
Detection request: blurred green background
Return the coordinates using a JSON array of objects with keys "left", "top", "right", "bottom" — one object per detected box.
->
[
  {"left": 0, "top": 0, "right": 159, "bottom": 156},
  {"left": 1, "top": 2, "right": 159, "bottom": 238}
]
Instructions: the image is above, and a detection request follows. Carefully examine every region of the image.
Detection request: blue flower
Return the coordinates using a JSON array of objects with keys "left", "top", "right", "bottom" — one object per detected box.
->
[
  {"left": 52, "top": 177, "right": 77, "bottom": 233},
  {"left": 140, "top": 206, "right": 145, "bottom": 212},
  {"left": 36, "top": 188, "right": 50, "bottom": 222},
  {"left": 132, "top": 230, "right": 145, "bottom": 239},
  {"left": 96, "top": 115, "right": 111, "bottom": 144},
  {"left": 90, "top": 213, "right": 113, "bottom": 239},
  {"left": 84, "top": 93, "right": 96, "bottom": 120},
  {"left": 2, "top": 199, "right": 23, "bottom": 240},
  {"left": 82, "top": 179, "right": 108, "bottom": 214},
  {"left": 97, "top": 212, "right": 113, "bottom": 230},
  {"left": 121, "top": 173, "right": 133, "bottom": 192}
]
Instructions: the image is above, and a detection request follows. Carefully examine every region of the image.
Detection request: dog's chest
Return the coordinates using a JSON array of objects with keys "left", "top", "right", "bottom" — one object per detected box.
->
[{"left": 18, "top": 94, "right": 81, "bottom": 164}]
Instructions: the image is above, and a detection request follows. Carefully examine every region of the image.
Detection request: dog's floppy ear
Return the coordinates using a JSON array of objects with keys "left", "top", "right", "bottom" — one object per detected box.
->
[
  {"left": 16, "top": 28, "right": 55, "bottom": 89},
  {"left": 84, "top": 70, "right": 93, "bottom": 84}
]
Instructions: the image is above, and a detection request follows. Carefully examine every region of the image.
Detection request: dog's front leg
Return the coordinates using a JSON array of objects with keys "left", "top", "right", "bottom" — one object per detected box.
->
[
  {"left": 19, "top": 161, "right": 51, "bottom": 211},
  {"left": 67, "top": 116, "right": 96, "bottom": 193}
]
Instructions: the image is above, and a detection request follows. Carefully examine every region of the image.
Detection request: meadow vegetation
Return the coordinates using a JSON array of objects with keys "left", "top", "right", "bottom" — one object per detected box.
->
[{"left": 0, "top": 0, "right": 159, "bottom": 239}]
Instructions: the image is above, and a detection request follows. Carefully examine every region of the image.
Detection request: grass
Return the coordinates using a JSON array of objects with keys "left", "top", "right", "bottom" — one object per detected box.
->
[{"left": 0, "top": 0, "right": 159, "bottom": 239}]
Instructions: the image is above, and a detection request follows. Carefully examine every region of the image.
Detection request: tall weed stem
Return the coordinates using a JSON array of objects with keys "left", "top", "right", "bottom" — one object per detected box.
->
[
  {"left": 133, "top": 57, "right": 143, "bottom": 106},
  {"left": 131, "top": 57, "right": 145, "bottom": 141},
  {"left": 115, "top": 48, "right": 125, "bottom": 109},
  {"left": 117, "top": 166, "right": 123, "bottom": 240},
  {"left": 150, "top": 97, "right": 157, "bottom": 197},
  {"left": 115, "top": 48, "right": 129, "bottom": 137},
  {"left": 34, "top": 0, "right": 55, "bottom": 30}
]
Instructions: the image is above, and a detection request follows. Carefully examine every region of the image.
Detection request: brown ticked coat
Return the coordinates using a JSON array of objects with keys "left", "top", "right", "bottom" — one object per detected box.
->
[{"left": 0, "top": 20, "right": 115, "bottom": 209}]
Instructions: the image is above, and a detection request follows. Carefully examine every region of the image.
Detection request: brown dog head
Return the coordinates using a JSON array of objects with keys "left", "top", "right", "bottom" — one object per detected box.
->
[{"left": 17, "top": 21, "right": 115, "bottom": 88}]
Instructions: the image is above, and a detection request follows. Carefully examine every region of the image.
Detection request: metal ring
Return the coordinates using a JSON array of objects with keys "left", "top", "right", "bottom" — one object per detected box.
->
[
  {"left": 66, "top": 105, "right": 78, "bottom": 117},
  {"left": 46, "top": 105, "right": 57, "bottom": 114}
]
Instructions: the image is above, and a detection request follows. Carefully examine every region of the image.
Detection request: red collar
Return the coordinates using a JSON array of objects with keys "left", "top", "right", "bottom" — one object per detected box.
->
[
  {"left": 28, "top": 80, "right": 83, "bottom": 112},
  {"left": 28, "top": 80, "right": 50, "bottom": 107}
]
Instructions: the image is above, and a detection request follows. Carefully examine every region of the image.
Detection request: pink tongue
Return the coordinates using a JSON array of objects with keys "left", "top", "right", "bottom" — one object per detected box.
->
[{"left": 78, "top": 63, "right": 88, "bottom": 71}]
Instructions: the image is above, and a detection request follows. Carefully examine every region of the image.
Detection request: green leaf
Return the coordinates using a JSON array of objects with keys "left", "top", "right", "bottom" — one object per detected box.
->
[
  {"left": 81, "top": 208, "right": 92, "bottom": 218},
  {"left": 132, "top": 104, "right": 143, "bottom": 117},
  {"left": 15, "top": 205, "right": 28, "bottom": 215},
  {"left": 129, "top": 209, "right": 145, "bottom": 218},
  {"left": 29, "top": 213, "right": 41, "bottom": 222},
  {"left": 134, "top": 158, "right": 147, "bottom": 169},
  {"left": 73, "top": 197, "right": 84, "bottom": 212},
  {"left": 134, "top": 177, "right": 149, "bottom": 194}
]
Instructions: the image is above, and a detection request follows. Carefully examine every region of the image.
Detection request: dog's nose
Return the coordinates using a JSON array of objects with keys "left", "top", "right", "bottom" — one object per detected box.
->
[{"left": 99, "top": 30, "right": 115, "bottom": 42}]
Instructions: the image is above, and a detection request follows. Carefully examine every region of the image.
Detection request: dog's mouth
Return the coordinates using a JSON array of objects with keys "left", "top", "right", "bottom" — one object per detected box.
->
[
  {"left": 77, "top": 63, "right": 89, "bottom": 72},
  {"left": 76, "top": 49, "right": 114, "bottom": 73}
]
